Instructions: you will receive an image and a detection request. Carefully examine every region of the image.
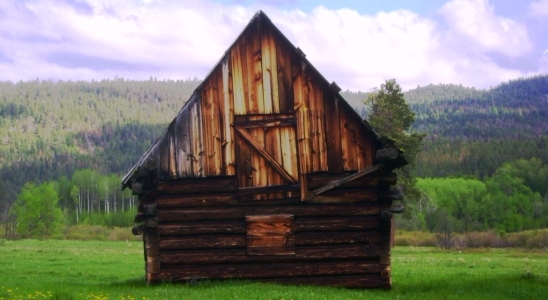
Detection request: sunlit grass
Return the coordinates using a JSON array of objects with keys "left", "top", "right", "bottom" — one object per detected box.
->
[{"left": 0, "top": 239, "right": 547, "bottom": 299}]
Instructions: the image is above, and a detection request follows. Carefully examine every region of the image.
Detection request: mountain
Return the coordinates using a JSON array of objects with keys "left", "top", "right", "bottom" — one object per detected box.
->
[
  {"left": 0, "top": 78, "right": 201, "bottom": 213},
  {"left": 408, "top": 75, "right": 548, "bottom": 178}
]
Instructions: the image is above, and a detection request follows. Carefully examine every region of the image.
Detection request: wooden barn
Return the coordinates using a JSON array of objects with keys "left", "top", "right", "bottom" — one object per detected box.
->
[{"left": 121, "top": 11, "right": 407, "bottom": 289}]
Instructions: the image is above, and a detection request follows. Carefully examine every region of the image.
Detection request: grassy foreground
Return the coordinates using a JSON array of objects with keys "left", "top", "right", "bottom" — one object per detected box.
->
[{"left": 0, "top": 239, "right": 546, "bottom": 300}]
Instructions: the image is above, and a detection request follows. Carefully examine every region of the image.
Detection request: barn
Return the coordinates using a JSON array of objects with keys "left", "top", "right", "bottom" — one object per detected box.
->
[{"left": 121, "top": 11, "right": 407, "bottom": 289}]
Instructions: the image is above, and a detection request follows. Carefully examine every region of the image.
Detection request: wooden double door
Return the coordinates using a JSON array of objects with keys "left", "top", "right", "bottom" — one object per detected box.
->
[{"left": 233, "top": 113, "right": 300, "bottom": 200}]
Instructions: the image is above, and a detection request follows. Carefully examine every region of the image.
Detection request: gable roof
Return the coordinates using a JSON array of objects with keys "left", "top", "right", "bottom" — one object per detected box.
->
[{"left": 121, "top": 11, "right": 382, "bottom": 189}]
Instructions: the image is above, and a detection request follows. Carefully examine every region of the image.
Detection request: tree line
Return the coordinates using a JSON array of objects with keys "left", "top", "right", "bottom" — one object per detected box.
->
[
  {"left": 409, "top": 157, "right": 548, "bottom": 234},
  {"left": 5, "top": 169, "right": 136, "bottom": 239}
]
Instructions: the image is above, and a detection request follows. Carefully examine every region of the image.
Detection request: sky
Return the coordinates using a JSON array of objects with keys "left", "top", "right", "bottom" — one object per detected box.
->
[{"left": 1, "top": 0, "right": 547, "bottom": 92}]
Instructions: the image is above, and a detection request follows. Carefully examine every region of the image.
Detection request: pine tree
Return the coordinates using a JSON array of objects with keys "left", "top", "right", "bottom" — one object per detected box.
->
[{"left": 364, "top": 79, "right": 425, "bottom": 228}]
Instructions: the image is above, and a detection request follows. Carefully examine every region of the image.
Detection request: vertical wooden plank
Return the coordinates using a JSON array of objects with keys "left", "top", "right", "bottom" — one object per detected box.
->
[
  {"left": 280, "top": 125, "right": 298, "bottom": 198},
  {"left": 212, "top": 70, "right": 223, "bottom": 176},
  {"left": 159, "top": 133, "right": 169, "bottom": 180},
  {"left": 265, "top": 126, "right": 283, "bottom": 199},
  {"left": 190, "top": 100, "right": 204, "bottom": 177},
  {"left": 245, "top": 19, "right": 263, "bottom": 114},
  {"left": 235, "top": 118, "right": 253, "bottom": 201},
  {"left": 174, "top": 113, "right": 185, "bottom": 177},
  {"left": 261, "top": 24, "right": 280, "bottom": 114},
  {"left": 231, "top": 37, "right": 247, "bottom": 115},
  {"left": 318, "top": 109, "right": 328, "bottom": 171},
  {"left": 200, "top": 67, "right": 223, "bottom": 176},
  {"left": 261, "top": 25, "right": 273, "bottom": 114},
  {"left": 307, "top": 75, "right": 319, "bottom": 173},
  {"left": 356, "top": 119, "right": 375, "bottom": 170},
  {"left": 293, "top": 61, "right": 310, "bottom": 175},
  {"left": 293, "top": 59, "right": 310, "bottom": 200},
  {"left": 306, "top": 74, "right": 328, "bottom": 173},
  {"left": 222, "top": 58, "right": 236, "bottom": 175},
  {"left": 201, "top": 80, "right": 213, "bottom": 176},
  {"left": 168, "top": 125, "right": 176, "bottom": 178},
  {"left": 340, "top": 108, "right": 358, "bottom": 171},
  {"left": 275, "top": 34, "right": 293, "bottom": 114},
  {"left": 312, "top": 78, "right": 328, "bottom": 172},
  {"left": 179, "top": 106, "right": 192, "bottom": 177},
  {"left": 248, "top": 118, "right": 267, "bottom": 200},
  {"left": 324, "top": 92, "right": 343, "bottom": 173}
]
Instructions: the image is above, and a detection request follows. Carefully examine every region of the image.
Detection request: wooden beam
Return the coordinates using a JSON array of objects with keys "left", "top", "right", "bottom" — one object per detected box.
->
[
  {"left": 232, "top": 117, "right": 296, "bottom": 129},
  {"left": 238, "top": 184, "right": 300, "bottom": 196},
  {"left": 234, "top": 126, "right": 297, "bottom": 184},
  {"left": 156, "top": 205, "right": 380, "bottom": 222},
  {"left": 311, "top": 164, "right": 384, "bottom": 196},
  {"left": 159, "top": 244, "right": 382, "bottom": 265},
  {"left": 155, "top": 260, "right": 379, "bottom": 281}
]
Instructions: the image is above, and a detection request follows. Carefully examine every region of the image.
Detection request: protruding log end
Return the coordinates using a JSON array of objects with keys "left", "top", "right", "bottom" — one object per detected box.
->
[{"left": 329, "top": 81, "right": 342, "bottom": 93}]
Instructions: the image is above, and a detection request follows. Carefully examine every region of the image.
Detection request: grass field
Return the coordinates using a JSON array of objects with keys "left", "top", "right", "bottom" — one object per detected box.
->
[{"left": 0, "top": 239, "right": 547, "bottom": 300}]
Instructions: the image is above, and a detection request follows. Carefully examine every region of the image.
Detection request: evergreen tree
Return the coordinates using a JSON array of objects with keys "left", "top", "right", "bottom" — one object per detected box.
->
[{"left": 364, "top": 79, "right": 425, "bottom": 227}]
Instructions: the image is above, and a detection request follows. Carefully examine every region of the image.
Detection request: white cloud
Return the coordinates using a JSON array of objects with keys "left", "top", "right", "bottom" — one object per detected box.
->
[
  {"left": 0, "top": 0, "right": 544, "bottom": 91},
  {"left": 438, "top": 0, "right": 532, "bottom": 58},
  {"left": 530, "top": 0, "right": 548, "bottom": 17}
]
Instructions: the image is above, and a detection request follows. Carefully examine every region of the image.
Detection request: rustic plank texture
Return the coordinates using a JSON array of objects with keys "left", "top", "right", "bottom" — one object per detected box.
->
[
  {"left": 235, "top": 126, "right": 297, "bottom": 185},
  {"left": 339, "top": 105, "right": 358, "bottom": 171},
  {"left": 159, "top": 244, "right": 382, "bottom": 265},
  {"left": 221, "top": 57, "right": 236, "bottom": 175},
  {"left": 155, "top": 193, "right": 235, "bottom": 208},
  {"left": 265, "top": 126, "right": 283, "bottom": 198},
  {"left": 156, "top": 177, "right": 235, "bottom": 195},
  {"left": 245, "top": 19, "right": 263, "bottom": 114},
  {"left": 155, "top": 260, "right": 379, "bottom": 281},
  {"left": 261, "top": 23, "right": 277, "bottom": 114},
  {"left": 246, "top": 214, "right": 294, "bottom": 255},
  {"left": 307, "top": 172, "right": 381, "bottom": 189},
  {"left": 275, "top": 30, "right": 293, "bottom": 113},
  {"left": 158, "top": 231, "right": 381, "bottom": 250},
  {"left": 156, "top": 215, "right": 380, "bottom": 236},
  {"left": 156, "top": 204, "right": 380, "bottom": 222},
  {"left": 189, "top": 100, "right": 204, "bottom": 177},
  {"left": 293, "top": 60, "right": 310, "bottom": 176},
  {"left": 248, "top": 126, "right": 267, "bottom": 200},
  {"left": 201, "top": 67, "right": 222, "bottom": 176},
  {"left": 281, "top": 125, "right": 299, "bottom": 198},
  {"left": 324, "top": 91, "right": 343, "bottom": 173},
  {"left": 231, "top": 30, "right": 247, "bottom": 115},
  {"left": 307, "top": 73, "right": 328, "bottom": 172}
]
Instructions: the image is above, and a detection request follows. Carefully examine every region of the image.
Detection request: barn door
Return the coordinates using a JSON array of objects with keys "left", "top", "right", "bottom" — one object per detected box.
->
[{"left": 234, "top": 114, "right": 300, "bottom": 200}]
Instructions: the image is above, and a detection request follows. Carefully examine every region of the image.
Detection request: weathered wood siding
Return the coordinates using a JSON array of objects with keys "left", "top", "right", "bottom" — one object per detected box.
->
[
  {"left": 144, "top": 13, "right": 377, "bottom": 186},
  {"left": 136, "top": 173, "right": 396, "bottom": 288}
]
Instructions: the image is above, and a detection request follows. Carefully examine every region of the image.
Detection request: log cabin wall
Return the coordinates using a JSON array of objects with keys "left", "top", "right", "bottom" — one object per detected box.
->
[
  {"left": 124, "top": 11, "right": 404, "bottom": 289},
  {"left": 133, "top": 172, "right": 397, "bottom": 288}
]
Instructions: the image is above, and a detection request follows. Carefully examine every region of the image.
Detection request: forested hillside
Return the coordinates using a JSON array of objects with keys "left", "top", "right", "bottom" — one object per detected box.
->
[
  {"left": 409, "top": 75, "right": 548, "bottom": 178},
  {"left": 0, "top": 78, "right": 200, "bottom": 216},
  {"left": 1, "top": 75, "right": 547, "bottom": 233}
]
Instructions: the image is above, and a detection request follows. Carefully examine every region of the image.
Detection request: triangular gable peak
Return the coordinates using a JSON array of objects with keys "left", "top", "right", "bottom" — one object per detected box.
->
[{"left": 122, "top": 11, "right": 384, "bottom": 196}]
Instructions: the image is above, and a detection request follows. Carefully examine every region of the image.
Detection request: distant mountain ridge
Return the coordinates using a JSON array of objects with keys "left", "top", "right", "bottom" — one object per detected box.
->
[{"left": 408, "top": 75, "right": 548, "bottom": 178}]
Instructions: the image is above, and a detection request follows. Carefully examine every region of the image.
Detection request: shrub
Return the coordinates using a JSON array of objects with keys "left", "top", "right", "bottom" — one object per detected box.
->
[{"left": 394, "top": 230, "right": 437, "bottom": 247}]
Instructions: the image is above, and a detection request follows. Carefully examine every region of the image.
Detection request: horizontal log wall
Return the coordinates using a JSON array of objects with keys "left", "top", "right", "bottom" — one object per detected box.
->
[{"left": 136, "top": 175, "right": 393, "bottom": 288}]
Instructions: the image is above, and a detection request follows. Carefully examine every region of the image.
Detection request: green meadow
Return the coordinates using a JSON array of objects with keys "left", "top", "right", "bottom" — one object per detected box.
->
[{"left": 0, "top": 239, "right": 547, "bottom": 300}]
